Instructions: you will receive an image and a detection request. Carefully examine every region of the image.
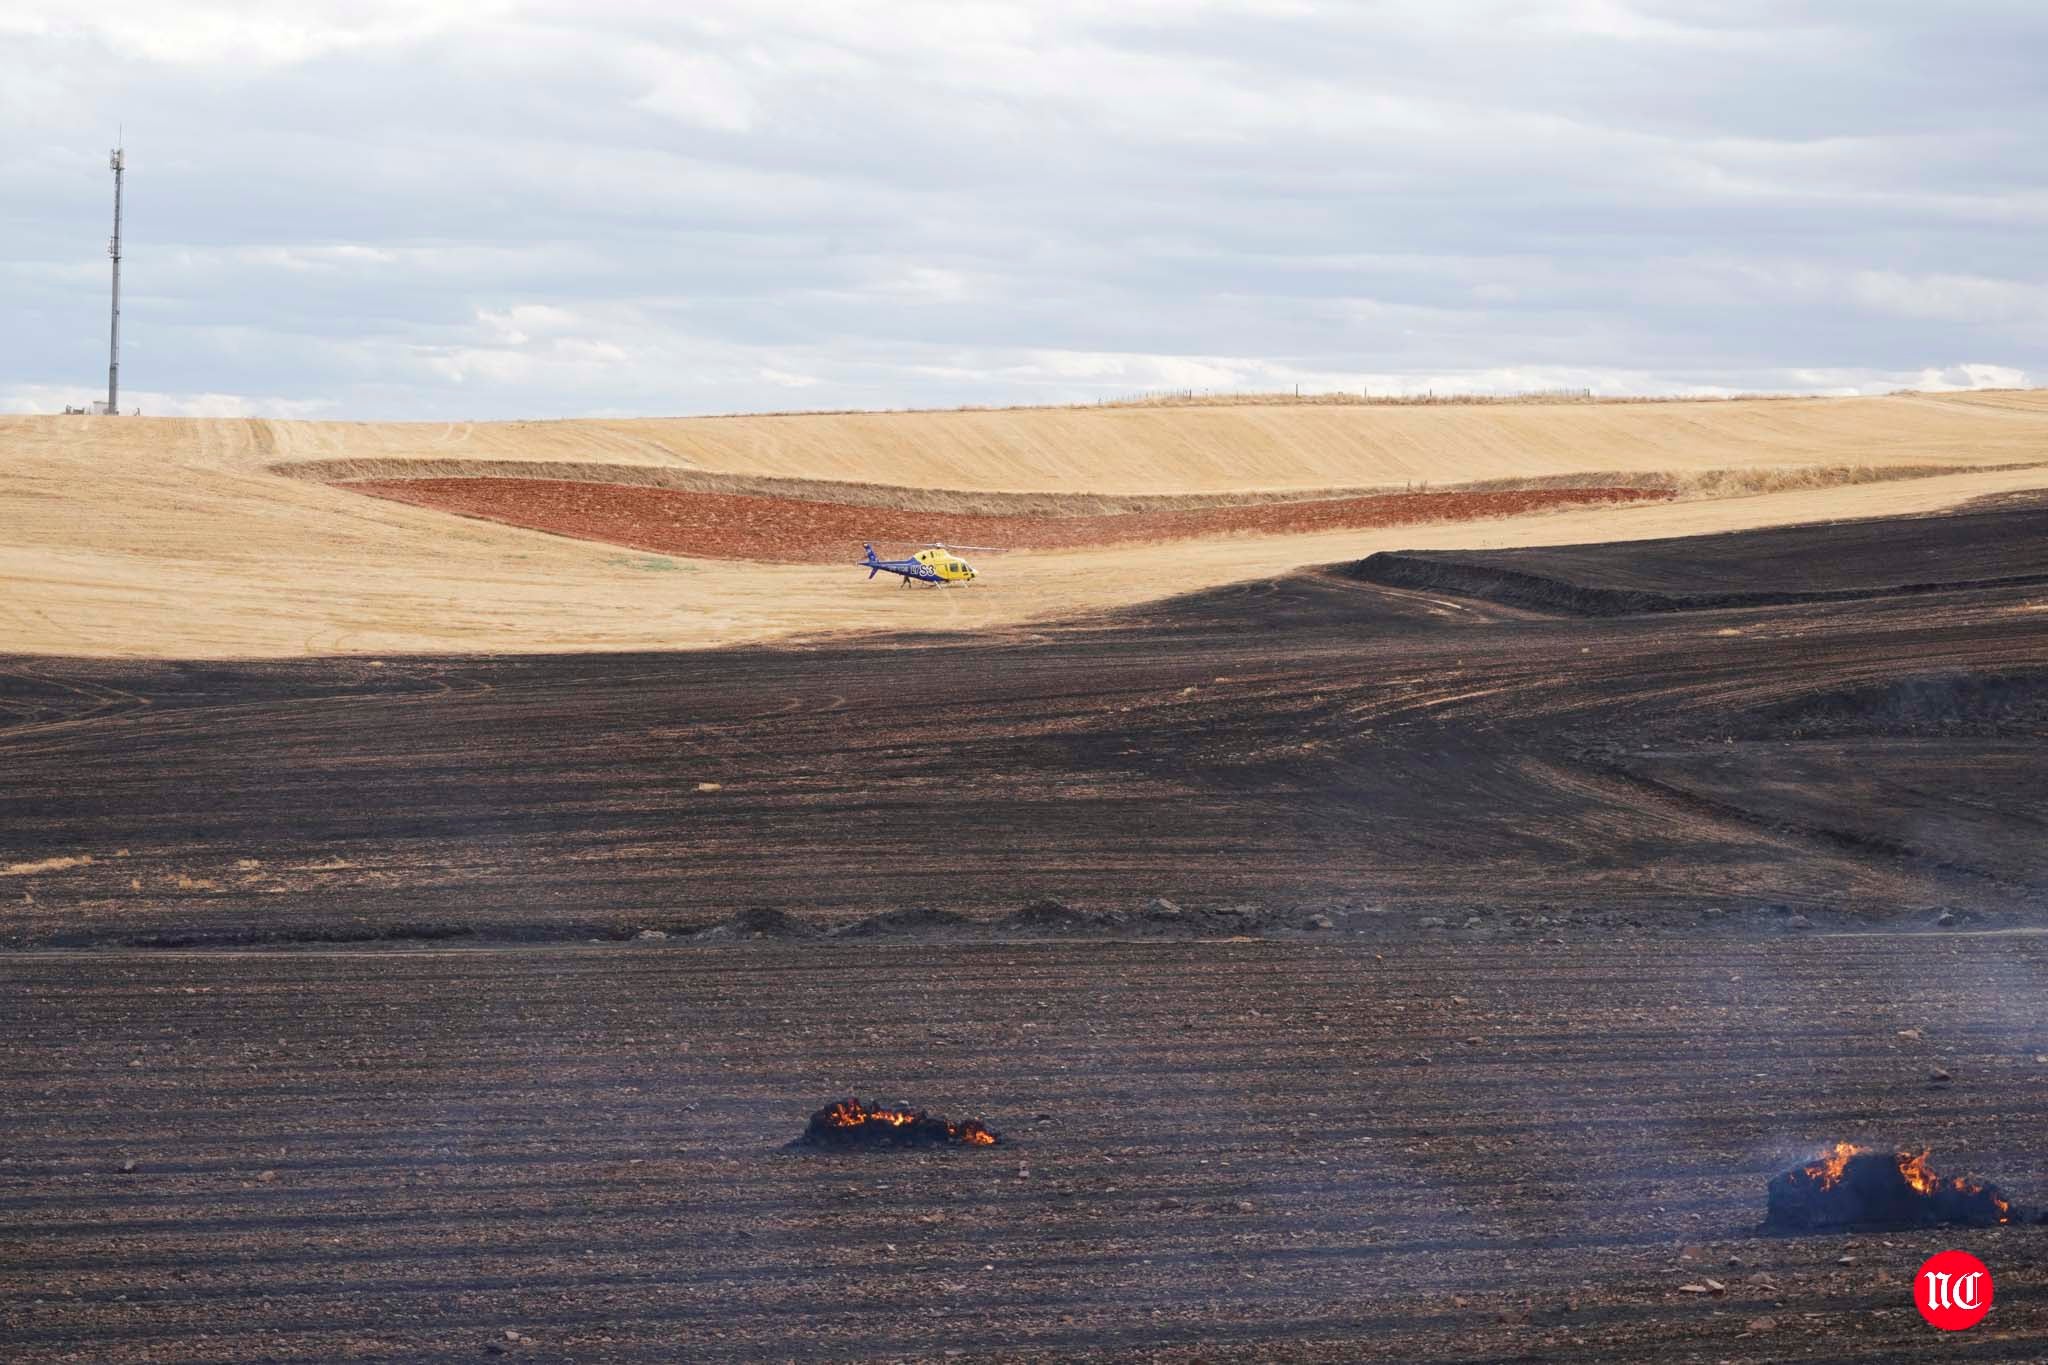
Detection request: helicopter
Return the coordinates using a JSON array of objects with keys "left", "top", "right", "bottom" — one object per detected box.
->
[{"left": 859, "top": 542, "right": 992, "bottom": 587}]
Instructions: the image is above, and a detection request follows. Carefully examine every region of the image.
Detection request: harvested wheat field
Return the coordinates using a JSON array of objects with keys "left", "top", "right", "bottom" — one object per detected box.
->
[{"left": 5, "top": 391, "right": 2048, "bottom": 657}]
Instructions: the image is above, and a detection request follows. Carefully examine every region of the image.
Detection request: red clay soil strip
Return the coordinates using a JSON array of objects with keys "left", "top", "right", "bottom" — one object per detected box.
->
[{"left": 339, "top": 477, "right": 1671, "bottom": 564}]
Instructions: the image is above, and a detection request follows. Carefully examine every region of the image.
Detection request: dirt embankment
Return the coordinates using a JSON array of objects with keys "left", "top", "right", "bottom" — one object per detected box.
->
[
  {"left": 1345, "top": 505, "right": 2048, "bottom": 617},
  {"left": 338, "top": 478, "right": 1667, "bottom": 563}
]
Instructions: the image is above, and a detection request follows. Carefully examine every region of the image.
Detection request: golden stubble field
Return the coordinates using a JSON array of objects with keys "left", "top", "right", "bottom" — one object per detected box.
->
[{"left": 4, "top": 390, "right": 2048, "bottom": 658}]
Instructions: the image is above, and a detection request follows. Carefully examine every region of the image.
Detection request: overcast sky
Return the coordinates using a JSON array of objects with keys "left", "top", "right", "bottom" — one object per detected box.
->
[{"left": 3, "top": 1, "right": 2043, "bottom": 419}]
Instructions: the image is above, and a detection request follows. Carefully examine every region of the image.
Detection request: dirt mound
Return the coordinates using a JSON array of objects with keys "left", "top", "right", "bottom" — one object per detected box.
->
[
  {"left": 1352, "top": 550, "right": 2048, "bottom": 617},
  {"left": 1101, "top": 900, "right": 1288, "bottom": 937},
  {"left": 694, "top": 908, "right": 821, "bottom": 941},
  {"left": 995, "top": 897, "right": 1108, "bottom": 935},
  {"left": 833, "top": 906, "right": 974, "bottom": 938},
  {"left": 1184, "top": 903, "right": 1284, "bottom": 934},
  {"left": 1741, "top": 669, "right": 2048, "bottom": 740},
  {"left": 1346, "top": 507, "right": 2048, "bottom": 617}
]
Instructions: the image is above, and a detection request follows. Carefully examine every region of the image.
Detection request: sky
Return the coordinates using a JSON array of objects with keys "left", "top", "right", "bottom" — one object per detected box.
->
[{"left": 2, "top": 0, "right": 2044, "bottom": 419}]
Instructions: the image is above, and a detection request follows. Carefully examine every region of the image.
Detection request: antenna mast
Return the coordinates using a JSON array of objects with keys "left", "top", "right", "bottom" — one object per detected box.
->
[{"left": 106, "top": 145, "right": 124, "bottom": 414}]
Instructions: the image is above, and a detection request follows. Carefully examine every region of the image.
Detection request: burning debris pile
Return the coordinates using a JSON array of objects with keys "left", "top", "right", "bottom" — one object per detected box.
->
[
  {"left": 791, "top": 1098, "right": 1001, "bottom": 1150},
  {"left": 1766, "top": 1143, "right": 2027, "bottom": 1231}
]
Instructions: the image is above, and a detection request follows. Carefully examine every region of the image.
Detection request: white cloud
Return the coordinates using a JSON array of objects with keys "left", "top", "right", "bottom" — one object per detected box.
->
[
  {"left": 1850, "top": 271, "right": 2048, "bottom": 325},
  {"left": 884, "top": 266, "right": 973, "bottom": 302},
  {"left": 0, "top": 1, "right": 2042, "bottom": 418},
  {"left": 1521, "top": 0, "right": 1771, "bottom": 47},
  {"left": 31, "top": 1, "right": 507, "bottom": 67},
  {"left": 143, "top": 390, "right": 342, "bottom": 418},
  {"left": 630, "top": 47, "right": 759, "bottom": 132},
  {"left": 476, "top": 305, "right": 583, "bottom": 346},
  {"left": 0, "top": 382, "right": 336, "bottom": 417},
  {"left": 1899, "top": 363, "right": 2031, "bottom": 392},
  {"left": 237, "top": 244, "right": 401, "bottom": 272}
]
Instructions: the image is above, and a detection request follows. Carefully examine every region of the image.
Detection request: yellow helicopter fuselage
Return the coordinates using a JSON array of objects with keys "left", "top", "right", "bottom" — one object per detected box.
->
[
  {"left": 913, "top": 547, "right": 977, "bottom": 581},
  {"left": 859, "top": 542, "right": 980, "bottom": 585}
]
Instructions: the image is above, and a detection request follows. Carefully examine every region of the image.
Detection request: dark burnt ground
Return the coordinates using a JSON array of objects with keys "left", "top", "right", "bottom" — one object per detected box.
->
[
  {"left": 2, "top": 507, "right": 2047, "bottom": 948},
  {"left": 1349, "top": 504, "right": 2048, "bottom": 615},
  {"left": 5, "top": 939, "right": 2048, "bottom": 1362},
  {"left": 6, "top": 507, "right": 2048, "bottom": 1362}
]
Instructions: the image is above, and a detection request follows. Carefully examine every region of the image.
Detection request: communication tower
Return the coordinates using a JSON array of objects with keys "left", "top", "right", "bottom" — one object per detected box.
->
[{"left": 104, "top": 145, "right": 125, "bottom": 415}]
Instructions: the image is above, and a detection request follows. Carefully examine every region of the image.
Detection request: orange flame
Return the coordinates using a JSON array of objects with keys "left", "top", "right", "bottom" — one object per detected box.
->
[
  {"left": 1807, "top": 1141, "right": 1860, "bottom": 1188},
  {"left": 825, "top": 1100, "right": 918, "bottom": 1128},
  {"left": 1802, "top": 1142, "right": 2011, "bottom": 1222},
  {"left": 824, "top": 1099, "right": 999, "bottom": 1145},
  {"left": 1899, "top": 1149, "right": 1938, "bottom": 1195}
]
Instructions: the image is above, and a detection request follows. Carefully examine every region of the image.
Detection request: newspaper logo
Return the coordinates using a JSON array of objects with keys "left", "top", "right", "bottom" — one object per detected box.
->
[{"left": 1916, "top": 1250, "right": 1992, "bottom": 1330}]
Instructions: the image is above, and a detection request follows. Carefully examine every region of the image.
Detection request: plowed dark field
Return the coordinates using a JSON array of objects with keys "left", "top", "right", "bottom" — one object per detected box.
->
[
  {"left": 338, "top": 477, "right": 1664, "bottom": 562},
  {"left": 5, "top": 505, "right": 2048, "bottom": 1360}
]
